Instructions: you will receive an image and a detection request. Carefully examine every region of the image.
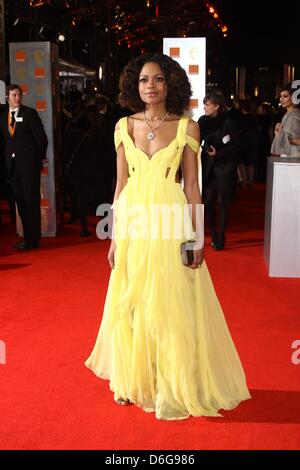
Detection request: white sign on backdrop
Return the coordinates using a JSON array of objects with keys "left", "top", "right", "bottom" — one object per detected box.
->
[
  {"left": 0, "top": 79, "right": 5, "bottom": 104},
  {"left": 163, "top": 38, "right": 206, "bottom": 122}
]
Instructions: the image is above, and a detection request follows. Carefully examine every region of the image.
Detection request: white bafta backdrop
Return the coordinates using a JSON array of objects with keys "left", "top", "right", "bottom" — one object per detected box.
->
[
  {"left": 0, "top": 79, "right": 5, "bottom": 103},
  {"left": 163, "top": 38, "right": 206, "bottom": 192},
  {"left": 163, "top": 37, "right": 206, "bottom": 122}
]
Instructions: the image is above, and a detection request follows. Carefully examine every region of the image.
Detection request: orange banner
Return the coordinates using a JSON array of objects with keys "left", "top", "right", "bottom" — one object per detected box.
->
[
  {"left": 34, "top": 67, "right": 46, "bottom": 78},
  {"left": 15, "top": 50, "right": 26, "bottom": 62},
  {"left": 36, "top": 100, "right": 46, "bottom": 112},
  {"left": 169, "top": 47, "right": 180, "bottom": 58}
]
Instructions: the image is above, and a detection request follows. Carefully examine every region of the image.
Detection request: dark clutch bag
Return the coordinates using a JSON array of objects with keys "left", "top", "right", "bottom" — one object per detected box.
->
[{"left": 180, "top": 241, "right": 195, "bottom": 266}]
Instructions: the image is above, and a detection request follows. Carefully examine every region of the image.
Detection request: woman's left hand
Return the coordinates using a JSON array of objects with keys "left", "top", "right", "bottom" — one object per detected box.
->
[
  {"left": 275, "top": 123, "right": 283, "bottom": 136},
  {"left": 190, "top": 248, "right": 205, "bottom": 269},
  {"left": 289, "top": 137, "right": 300, "bottom": 145},
  {"left": 208, "top": 145, "right": 217, "bottom": 157}
]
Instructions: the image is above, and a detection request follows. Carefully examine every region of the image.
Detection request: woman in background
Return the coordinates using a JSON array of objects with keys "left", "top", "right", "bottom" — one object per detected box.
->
[
  {"left": 271, "top": 84, "right": 300, "bottom": 157},
  {"left": 198, "top": 94, "right": 238, "bottom": 251}
]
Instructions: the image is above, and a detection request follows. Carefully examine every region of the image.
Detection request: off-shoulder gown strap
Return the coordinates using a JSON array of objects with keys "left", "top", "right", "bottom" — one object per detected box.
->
[
  {"left": 114, "top": 117, "right": 128, "bottom": 150},
  {"left": 177, "top": 116, "right": 200, "bottom": 154}
]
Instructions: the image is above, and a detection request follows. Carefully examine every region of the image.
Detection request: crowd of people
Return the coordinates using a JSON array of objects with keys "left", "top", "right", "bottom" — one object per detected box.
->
[
  {"left": 60, "top": 92, "right": 130, "bottom": 236},
  {"left": 1, "top": 77, "right": 300, "bottom": 248},
  {"left": 0, "top": 86, "right": 131, "bottom": 240}
]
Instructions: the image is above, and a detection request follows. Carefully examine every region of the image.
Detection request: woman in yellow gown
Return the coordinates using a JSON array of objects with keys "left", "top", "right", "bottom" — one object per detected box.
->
[{"left": 85, "top": 54, "right": 251, "bottom": 420}]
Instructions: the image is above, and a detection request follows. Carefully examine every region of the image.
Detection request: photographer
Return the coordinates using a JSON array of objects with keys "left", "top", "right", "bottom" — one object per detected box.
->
[{"left": 198, "top": 93, "right": 238, "bottom": 250}]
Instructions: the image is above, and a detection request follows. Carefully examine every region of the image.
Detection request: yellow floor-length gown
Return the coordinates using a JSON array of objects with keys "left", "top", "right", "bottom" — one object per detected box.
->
[{"left": 85, "top": 115, "right": 251, "bottom": 420}]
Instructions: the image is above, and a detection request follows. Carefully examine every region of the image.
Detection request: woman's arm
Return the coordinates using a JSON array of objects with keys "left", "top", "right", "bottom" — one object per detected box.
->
[
  {"left": 289, "top": 137, "right": 300, "bottom": 145},
  {"left": 182, "top": 120, "right": 204, "bottom": 268},
  {"left": 108, "top": 121, "right": 129, "bottom": 268},
  {"left": 112, "top": 121, "right": 129, "bottom": 203}
]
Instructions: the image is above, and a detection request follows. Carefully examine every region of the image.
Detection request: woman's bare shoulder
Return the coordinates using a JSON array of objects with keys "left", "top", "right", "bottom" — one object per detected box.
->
[
  {"left": 115, "top": 115, "right": 136, "bottom": 131},
  {"left": 128, "top": 112, "right": 143, "bottom": 121},
  {"left": 187, "top": 118, "right": 200, "bottom": 139}
]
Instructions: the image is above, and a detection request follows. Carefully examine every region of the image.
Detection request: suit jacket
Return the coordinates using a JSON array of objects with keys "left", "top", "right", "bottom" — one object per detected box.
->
[
  {"left": 0, "top": 105, "right": 48, "bottom": 177},
  {"left": 198, "top": 112, "right": 238, "bottom": 190},
  {"left": 0, "top": 105, "right": 8, "bottom": 182}
]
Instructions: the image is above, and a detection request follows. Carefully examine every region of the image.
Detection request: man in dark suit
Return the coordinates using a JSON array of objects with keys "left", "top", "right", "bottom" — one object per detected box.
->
[{"left": 0, "top": 84, "right": 48, "bottom": 250}]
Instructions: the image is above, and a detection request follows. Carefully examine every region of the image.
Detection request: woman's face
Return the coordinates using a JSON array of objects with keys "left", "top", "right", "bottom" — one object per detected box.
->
[
  {"left": 280, "top": 90, "right": 293, "bottom": 108},
  {"left": 204, "top": 100, "right": 219, "bottom": 117},
  {"left": 139, "top": 62, "right": 168, "bottom": 107}
]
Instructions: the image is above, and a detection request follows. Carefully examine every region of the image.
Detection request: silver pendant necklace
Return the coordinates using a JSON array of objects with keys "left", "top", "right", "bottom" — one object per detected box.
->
[
  {"left": 144, "top": 111, "right": 169, "bottom": 140},
  {"left": 147, "top": 130, "right": 155, "bottom": 141}
]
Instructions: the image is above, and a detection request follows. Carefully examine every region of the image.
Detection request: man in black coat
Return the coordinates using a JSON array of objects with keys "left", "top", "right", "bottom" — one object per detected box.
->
[{"left": 0, "top": 84, "right": 48, "bottom": 250}]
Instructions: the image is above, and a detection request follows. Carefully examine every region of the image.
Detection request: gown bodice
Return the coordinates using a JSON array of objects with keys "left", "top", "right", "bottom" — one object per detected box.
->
[{"left": 114, "top": 116, "right": 200, "bottom": 187}]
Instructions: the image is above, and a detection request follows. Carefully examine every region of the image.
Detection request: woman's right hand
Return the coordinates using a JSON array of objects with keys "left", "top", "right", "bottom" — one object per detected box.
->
[
  {"left": 207, "top": 145, "right": 217, "bottom": 158},
  {"left": 108, "top": 241, "right": 116, "bottom": 269},
  {"left": 190, "top": 247, "right": 205, "bottom": 269}
]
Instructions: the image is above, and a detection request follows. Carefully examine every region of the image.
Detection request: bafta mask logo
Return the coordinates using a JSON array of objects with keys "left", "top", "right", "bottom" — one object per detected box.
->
[
  {"left": 35, "top": 84, "right": 44, "bottom": 96},
  {"left": 34, "top": 49, "right": 44, "bottom": 66},
  {"left": 16, "top": 67, "right": 26, "bottom": 80},
  {"left": 189, "top": 48, "right": 199, "bottom": 61}
]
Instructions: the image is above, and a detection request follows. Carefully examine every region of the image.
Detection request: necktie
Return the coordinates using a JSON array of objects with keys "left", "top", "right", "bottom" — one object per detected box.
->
[{"left": 11, "top": 111, "right": 16, "bottom": 127}]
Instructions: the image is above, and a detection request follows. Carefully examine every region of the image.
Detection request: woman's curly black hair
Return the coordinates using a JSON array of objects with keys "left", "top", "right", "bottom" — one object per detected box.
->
[{"left": 119, "top": 53, "right": 192, "bottom": 115}]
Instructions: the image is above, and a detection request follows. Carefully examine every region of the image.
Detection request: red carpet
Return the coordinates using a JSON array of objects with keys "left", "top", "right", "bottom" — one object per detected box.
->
[{"left": 0, "top": 185, "right": 299, "bottom": 450}]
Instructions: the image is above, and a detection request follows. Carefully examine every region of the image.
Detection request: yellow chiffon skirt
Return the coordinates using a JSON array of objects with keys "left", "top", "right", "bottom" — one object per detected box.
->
[{"left": 85, "top": 200, "right": 250, "bottom": 420}]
